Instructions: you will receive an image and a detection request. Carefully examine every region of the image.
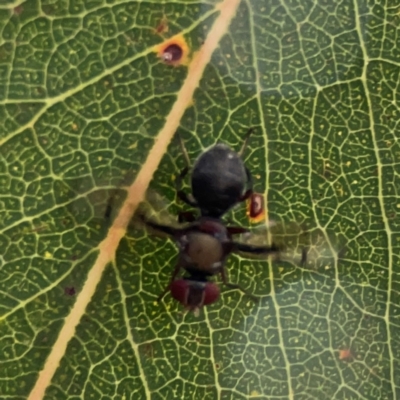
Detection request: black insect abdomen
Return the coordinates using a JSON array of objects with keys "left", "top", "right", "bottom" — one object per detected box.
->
[{"left": 191, "top": 144, "right": 247, "bottom": 217}]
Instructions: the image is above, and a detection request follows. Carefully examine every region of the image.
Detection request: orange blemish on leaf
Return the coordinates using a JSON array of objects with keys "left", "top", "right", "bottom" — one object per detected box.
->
[
  {"left": 338, "top": 348, "right": 353, "bottom": 361},
  {"left": 153, "top": 34, "right": 190, "bottom": 66},
  {"left": 246, "top": 193, "right": 266, "bottom": 223}
]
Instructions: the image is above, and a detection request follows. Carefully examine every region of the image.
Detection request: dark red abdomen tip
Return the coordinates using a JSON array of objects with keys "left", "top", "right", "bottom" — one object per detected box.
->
[{"left": 202, "top": 282, "right": 220, "bottom": 305}]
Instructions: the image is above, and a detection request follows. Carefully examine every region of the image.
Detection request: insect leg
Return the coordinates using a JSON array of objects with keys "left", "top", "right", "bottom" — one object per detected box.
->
[
  {"left": 157, "top": 262, "right": 183, "bottom": 302},
  {"left": 104, "top": 197, "right": 113, "bottom": 219},
  {"left": 175, "top": 166, "right": 198, "bottom": 207},
  {"left": 226, "top": 226, "right": 250, "bottom": 235},
  {"left": 238, "top": 127, "right": 256, "bottom": 202},
  {"left": 178, "top": 210, "right": 198, "bottom": 223},
  {"left": 175, "top": 133, "right": 199, "bottom": 208},
  {"left": 220, "top": 267, "right": 258, "bottom": 300},
  {"left": 300, "top": 246, "right": 309, "bottom": 266},
  {"left": 176, "top": 132, "right": 192, "bottom": 167},
  {"left": 238, "top": 166, "right": 254, "bottom": 202},
  {"left": 137, "top": 214, "right": 181, "bottom": 236},
  {"left": 238, "top": 127, "right": 255, "bottom": 157},
  {"left": 232, "top": 242, "right": 281, "bottom": 255},
  {"left": 104, "top": 189, "right": 121, "bottom": 219}
]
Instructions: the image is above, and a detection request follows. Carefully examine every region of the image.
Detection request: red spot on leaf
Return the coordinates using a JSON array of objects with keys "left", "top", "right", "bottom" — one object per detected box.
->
[
  {"left": 162, "top": 44, "right": 183, "bottom": 63},
  {"left": 154, "top": 34, "right": 189, "bottom": 66}
]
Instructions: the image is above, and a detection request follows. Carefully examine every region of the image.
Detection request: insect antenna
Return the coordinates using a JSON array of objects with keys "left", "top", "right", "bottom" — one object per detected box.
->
[{"left": 238, "top": 127, "right": 255, "bottom": 157}]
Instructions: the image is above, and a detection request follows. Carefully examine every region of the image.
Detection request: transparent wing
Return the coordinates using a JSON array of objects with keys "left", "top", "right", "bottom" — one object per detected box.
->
[
  {"left": 234, "top": 220, "right": 340, "bottom": 268},
  {"left": 130, "top": 188, "right": 187, "bottom": 239}
]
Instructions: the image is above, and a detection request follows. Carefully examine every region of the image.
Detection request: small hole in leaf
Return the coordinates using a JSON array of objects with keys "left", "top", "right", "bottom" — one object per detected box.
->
[
  {"left": 162, "top": 44, "right": 183, "bottom": 63},
  {"left": 154, "top": 34, "right": 189, "bottom": 66}
]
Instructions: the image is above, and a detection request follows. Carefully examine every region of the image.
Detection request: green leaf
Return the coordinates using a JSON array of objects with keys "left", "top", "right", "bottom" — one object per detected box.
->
[{"left": 1, "top": 1, "right": 399, "bottom": 399}]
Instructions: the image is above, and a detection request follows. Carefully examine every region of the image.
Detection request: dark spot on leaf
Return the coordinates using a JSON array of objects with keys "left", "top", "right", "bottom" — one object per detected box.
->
[
  {"left": 104, "top": 202, "right": 112, "bottom": 219},
  {"left": 162, "top": 44, "right": 183, "bottom": 63},
  {"left": 14, "top": 6, "right": 23, "bottom": 15},
  {"left": 156, "top": 18, "right": 168, "bottom": 34},
  {"left": 300, "top": 247, "right": 309, "bottom": 265},
  {"left": 141, "top": 343, "right": 154, "bottom": 358},
  {"left": 65, "top": 286, "right": 76, "bottom": 296}
]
